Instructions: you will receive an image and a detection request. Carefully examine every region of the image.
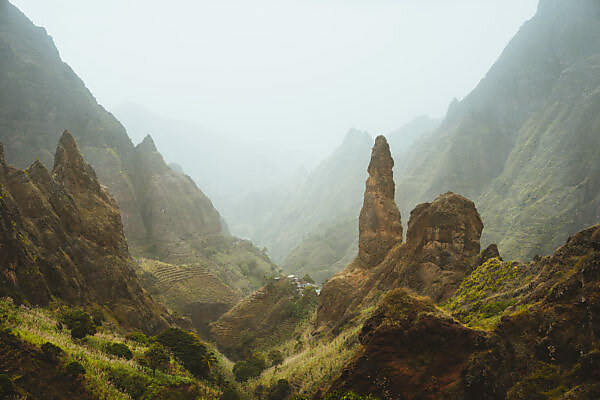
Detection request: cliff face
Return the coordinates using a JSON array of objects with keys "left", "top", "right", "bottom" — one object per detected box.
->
[
  {"left": 328, "top": 224, "right": 600, "bottom": 400},
  {"left": 0, "top": 131, "right": 168, "bottom": 333},
  {"left": 0, "top": 0, "right": 223, "bottom": 254},
  {"left": 394, "top": 0, "right": 600, "bottom": 260},
  {"left": 0, "top": 2, "right": 278, "bottom": 313}
]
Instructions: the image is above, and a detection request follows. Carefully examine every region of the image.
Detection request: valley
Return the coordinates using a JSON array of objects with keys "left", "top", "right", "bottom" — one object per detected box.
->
[{"left": 0, "top": 0, "right": 599, "bottom": 399}]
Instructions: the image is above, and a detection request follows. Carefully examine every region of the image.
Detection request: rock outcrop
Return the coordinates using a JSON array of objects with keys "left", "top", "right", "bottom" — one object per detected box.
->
[
  {"left": 400, "top": 192, "right": 483, "bottom": 301},
  {"left": 326, "top": 224, "right": 600, "bottom": 399},
  {"left": 329, "top": 289, "right": 485, "bottom": 399},
  {"left": 317, "top": 137, "right": 483, "bottom": 328},
  {"left": 0, "top": 131, "right": 168, "bottom": 333},
  {"left": 358, "top": 136, "right": 403, "bottom": 267}
]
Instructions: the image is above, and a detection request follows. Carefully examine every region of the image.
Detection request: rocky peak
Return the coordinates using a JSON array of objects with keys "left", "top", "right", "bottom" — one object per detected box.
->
[
  {"left": 52, "top": 130, "right": 101, "bottom": 194},
  {"left": 138, "top": 134, "right": 158, "bottom": 153},
  {"left": 406, "top": 192, "right": 483, "bottom": 269},
  {"left": 358, "top": 135, "right": 403, "bottom": 266},
  {"left": 342, "top": 128, "right": 372, "bottom": 148}
]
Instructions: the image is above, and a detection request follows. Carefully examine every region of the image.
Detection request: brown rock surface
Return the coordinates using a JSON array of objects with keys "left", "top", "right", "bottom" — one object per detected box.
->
[
  {"left": 329, "top": 289, "right": 485, "bottom": 400},
  {"left": 0, "top": 131, "right": 168, "bottom": 333},
  {"left": 317, "top": 190, "right": 483, "bottom": 328},
  {"left": 326, "top": 224, "right": 600, "bottom": 400},
  {"left": 358, "top": 135, "right": 403, "bottom": 267}
]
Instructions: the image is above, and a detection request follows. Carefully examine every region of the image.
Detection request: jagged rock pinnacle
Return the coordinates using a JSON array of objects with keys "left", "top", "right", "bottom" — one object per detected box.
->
[
  {"left": 358, "top": 135, "right": 403, "bottom": 266},
  {"left": 52, "top": 130, "right": 100, "bottom": 192}
]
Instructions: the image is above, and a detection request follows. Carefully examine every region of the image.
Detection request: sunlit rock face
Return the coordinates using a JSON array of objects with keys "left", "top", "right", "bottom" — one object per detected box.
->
[{"left": 358, "top": 135, "right": 403, "bottom": 267}]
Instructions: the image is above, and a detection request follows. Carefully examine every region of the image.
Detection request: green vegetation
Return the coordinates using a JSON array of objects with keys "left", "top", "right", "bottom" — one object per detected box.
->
[
  {"left": 60, "top": 309, "right": 97, "bottom": 339},
  {"left": 444, "top": 258, "right": 524, "bottom": 328},
  {"left": 233, "top": 353, "right": 267, "bottom": 382},
  {"left": 0, "top": 298, "right": 223, "bottom": 399},
  {"left": 106, "top": 342, "right": 134, "bottom": 360},
  {"left": 157, "top": 328, "right": 215, "bottom": 378}
]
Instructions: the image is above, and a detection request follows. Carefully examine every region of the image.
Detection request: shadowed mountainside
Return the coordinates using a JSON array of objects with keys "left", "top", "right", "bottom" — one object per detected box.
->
[{"left": 0, "top": 131, "right": 168, "bottom": 333}]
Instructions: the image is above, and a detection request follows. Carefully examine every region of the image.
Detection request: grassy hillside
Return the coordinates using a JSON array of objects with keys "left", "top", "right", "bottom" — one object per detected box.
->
[{"left": 0, "top": 298, "right": 227, "bottom": 399}]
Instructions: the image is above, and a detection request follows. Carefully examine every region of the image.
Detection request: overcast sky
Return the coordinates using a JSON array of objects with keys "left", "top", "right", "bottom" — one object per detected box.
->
[{"left": 12, "top": 0, "right": 538, "bottom": 162}]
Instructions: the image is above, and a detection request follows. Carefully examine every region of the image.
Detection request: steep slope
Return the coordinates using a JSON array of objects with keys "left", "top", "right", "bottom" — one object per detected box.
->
[
  {"left": 327, "top": 224, "right": 600, "bottom": 400},
  {"left": 387, "top": 115, "right": 441, "bottom": 158},
  {"left": 0, "top": 131, "right": 168, "bottom": 333},
  {"left": 395, "top": 0, "right": 600, "bottom": 260},
  {"left": 210, "top": 277, "right": 318, "bottom": 360},
  {"left": 0, "top": 1, "right": 276, "bottom": 305},
  {"left": 112, "top": 102, "right": 295, "bottom": 216},
  {"left": 136, "top": 257, "right": 240, "bottom": 338}
]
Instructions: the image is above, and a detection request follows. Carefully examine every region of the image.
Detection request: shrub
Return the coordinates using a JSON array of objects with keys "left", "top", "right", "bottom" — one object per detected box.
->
[
  {"left": 91, "top": 309, "right": 105, "bottom": 326},
  {"left": 267, "top": 379, "right": 291, "bottom": 400},
  {"left": 109, "top": 367, "right": 151, "bottom": 399},
  {"left": 157, "top": 328, "right": 213, "bottom": 377},
  {"left": 60, "top": 309, "right": 96, "bottom": 339},
  {"left": 233, "top": 352, "right": 267, "bottom": 382},
  {"left": 269, "top": 349, "right": 284, "bottom": 367},
  {"left": 106, "top": 342, "right": 133, "bottom": 360},
  {"left": 144, "top": 343, "right": 170, "bottom": 375},
  {"left": 126, "top": 331, "right": 151, "bottom": 345},
  {"left": 65, "top": 361, "right": 86, "bottom": 377},
  {"left": 41, "top": 342, "right": 64, "bottom": 361},
  {"left": 0, "top": 374, "right": 15, "bottom": 397}
]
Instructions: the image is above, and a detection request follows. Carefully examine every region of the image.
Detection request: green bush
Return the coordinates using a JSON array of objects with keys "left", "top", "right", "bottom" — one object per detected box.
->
[
  {"left": 65, "top": 361, "right": 86, "bottom": 377},
  {"left": 105, "top": 342, "right": 133, "bottom": 360},
  {"left": 267, "top": 379, "right": 291, "bottom": 400},
  {"left": 126, "top": 331, "right": 151, "bottom": 345},
  {"left": 91, "top": 309, "right": 105, "bottom": 326},
  {"left": 144, "top": 344, "right": 171, "bottom": 375},
  {"left": 109, "top": 367, "right": 151, "bottom": 399},
  {"left": 60, "top": 309, "right": 96, "bottom": 339},
  {"left": 157, "top": 328, "right": 214, "bottom": 377},
  {"left": 0, "top": 374, "right": 15, "bottom": 397},
  {"left": 269, "top": 349, "right": 284, "bottom": 367},
  {"left": 41, "top": 341, "right": 64, "bottom": 361},
  {"left": 233, "top": 352, "right": 267, "bottom": 382}
]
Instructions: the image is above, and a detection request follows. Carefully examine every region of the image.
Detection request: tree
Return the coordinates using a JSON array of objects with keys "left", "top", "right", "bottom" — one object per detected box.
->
[
  {"left": 268, "top": 349, "right": 284, "bottom": 367},
  {"left": 233, "top": 352, "right": 267, "bottom": 382},
  {"left": 144, "top": 344, "right": 170, "bottom": 375},
  {"left": 157, "top": 328, "right": 213, "bottom": 377},
  {"left": 60, "top": 310, "right": 96, "bottom": 339},
  {"left": 302, "top": 274, "right": 315, "bottom": 284},
  {"left": 106, "top": 342, "right": 133, "bottom": 360}
]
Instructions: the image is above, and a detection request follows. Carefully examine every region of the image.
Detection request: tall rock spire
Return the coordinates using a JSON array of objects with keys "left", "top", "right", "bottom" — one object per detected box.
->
[{"left": 358, "top": 135, "right": 403, "bottom": 266}]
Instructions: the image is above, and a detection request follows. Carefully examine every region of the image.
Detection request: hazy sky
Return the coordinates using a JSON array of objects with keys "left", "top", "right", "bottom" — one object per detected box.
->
[{"left": 12, "top": 0, "right": 538, "bottom": 162}]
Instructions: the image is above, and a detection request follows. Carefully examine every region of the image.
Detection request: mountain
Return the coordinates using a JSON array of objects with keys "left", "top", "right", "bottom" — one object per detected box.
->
[
  {"left": 387, "top": 115, "right": 441, "bottom": 159},
  {"left": 0, "top": 131, "right": 168, "bottom": 333},
  {"left": 230, "top": 129, "right": 373, "bottom": 282},
  {"left": 0, "top": 1, "right": 278, "bottom": 323},
  {"left": 233, "top": 116, "right": 440, "bottom": 284},
  {"left": 394, "top": 0, "right": 600, "bottom": 260},
  {"left": 111, "top": 103, "right": 297, "bottom": 217},
  {"left": 316, "top": 136, "right": 484, "bottom": 330}
]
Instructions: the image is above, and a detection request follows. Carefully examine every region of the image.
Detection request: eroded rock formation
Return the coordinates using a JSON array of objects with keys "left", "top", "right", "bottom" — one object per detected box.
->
[
  {"left": 0, "top": 131, "right": 168, "bottom": 333},
  {"left": 358, "top": 135, "right": 403, "bottom": 267},
  {"left": 317, "top": 140, "right": 484, "bottom": 328}
]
